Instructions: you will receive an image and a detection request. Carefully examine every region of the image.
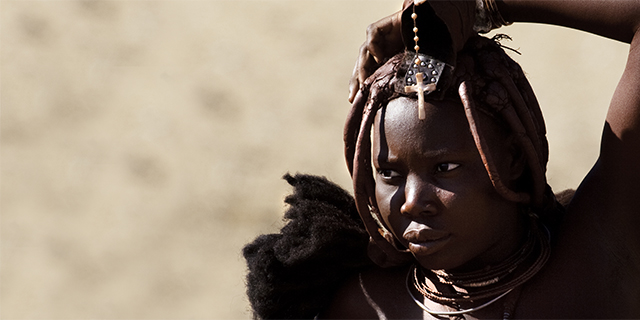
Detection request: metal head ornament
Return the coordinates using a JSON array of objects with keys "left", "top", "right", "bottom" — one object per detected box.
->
[{"left": 403, "top": 1, "right": 453, "bottom": 119}]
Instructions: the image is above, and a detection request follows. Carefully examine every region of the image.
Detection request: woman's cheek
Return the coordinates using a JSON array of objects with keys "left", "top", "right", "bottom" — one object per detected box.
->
[{"left": 375, "top": 184, "right": 399, "bottom": 228}]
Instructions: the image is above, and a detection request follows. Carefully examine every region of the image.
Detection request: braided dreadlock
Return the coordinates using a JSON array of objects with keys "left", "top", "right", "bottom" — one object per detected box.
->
[{"left": 344, "top": 35, "right": 567, "bottom": 267}]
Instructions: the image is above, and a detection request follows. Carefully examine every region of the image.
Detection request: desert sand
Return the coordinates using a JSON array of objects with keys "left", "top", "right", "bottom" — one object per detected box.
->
[{"left": 1, "top": 1, "right": 628, "bottom": 318}]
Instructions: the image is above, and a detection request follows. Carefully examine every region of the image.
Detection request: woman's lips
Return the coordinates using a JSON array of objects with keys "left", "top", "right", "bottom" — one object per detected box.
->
[
  {"left": 404, "top": 228, "right": 451, "bottom": 255},
  {"left": 407, "top": 236, "right": 451, "bottom": 255}
]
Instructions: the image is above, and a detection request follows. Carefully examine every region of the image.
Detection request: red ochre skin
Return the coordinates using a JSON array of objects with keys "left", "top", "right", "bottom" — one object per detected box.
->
[
  {"left": 322, "top": 97, "right": 640, "bottom": 319},
  {"left": 372, "top": 97, "right": 525, "bottom": 273},
  {"left": 328, "top": 0, "right": 640, "bottom": 318}
]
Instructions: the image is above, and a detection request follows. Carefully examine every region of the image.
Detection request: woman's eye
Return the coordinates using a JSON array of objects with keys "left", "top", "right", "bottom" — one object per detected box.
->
[
  {"left": 436, "top": 163, "right": 460, "bottom": 173},
  {"left": 377, "top": 169, "right": 400, "bottom": 179}
]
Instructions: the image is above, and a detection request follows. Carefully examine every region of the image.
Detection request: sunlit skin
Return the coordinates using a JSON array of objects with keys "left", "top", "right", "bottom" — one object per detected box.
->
[
  {"left": 372, "top": 97, "right": 526, "bottom": 272},
  {"left": 319, "top": 0, "right": 640, "bottom": 317}
]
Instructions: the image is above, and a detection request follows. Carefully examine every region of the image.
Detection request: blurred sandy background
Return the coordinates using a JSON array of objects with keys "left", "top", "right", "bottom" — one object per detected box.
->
[{"left": 1, "top": 1, "right": 629, "bottom": 319}]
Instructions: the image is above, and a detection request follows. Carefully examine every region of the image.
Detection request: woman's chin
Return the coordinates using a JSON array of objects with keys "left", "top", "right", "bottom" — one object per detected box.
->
[{"left": 413, "top": 254, "right": 465, "bottom": 271}]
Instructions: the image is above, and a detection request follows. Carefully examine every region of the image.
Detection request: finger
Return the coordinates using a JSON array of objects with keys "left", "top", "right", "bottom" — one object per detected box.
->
[
  {"left": 366, "top": 11, "right": 402, "bottom": 63},
  {"left": 348, "top": 46, "right": 365, "bottom": 102},
  {"left": 348, "top": 63, "right": 360, "bottom": 103},
  {"left": 365, "top": 25, "right": 384, "bottom": 64},
  {"left": 349, "top": 43, "right": 374, "bottom": 102},
  {"left": 349, "top": 53, "right": 378, "bottom": 103},
  {"left": 349, "top": 10, "right": 402, "bottom": 102},
  {"left": 366, "top": 22, "right": 393, "bottom": 63},
  {"left": 359, "top": 50, "right": 378, "bottom": 85}
]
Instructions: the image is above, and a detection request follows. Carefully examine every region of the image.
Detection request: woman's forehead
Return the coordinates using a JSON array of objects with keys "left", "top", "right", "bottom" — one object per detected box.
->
[
  {"left": 373, "top": 98, "right": 477, "bottom": 157},
  {"left": 376, "top": 97, "right": 472, "bottom": 146}
]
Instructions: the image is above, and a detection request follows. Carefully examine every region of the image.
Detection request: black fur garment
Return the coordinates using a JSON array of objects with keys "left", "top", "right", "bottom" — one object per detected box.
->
[{"left": 243, "top": 174, "right": 373, "bottom": 319}]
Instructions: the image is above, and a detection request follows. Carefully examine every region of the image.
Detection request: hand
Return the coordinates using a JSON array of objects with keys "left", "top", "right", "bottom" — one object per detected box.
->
[
  {"left": 348, "top": 10, "right": 404, "bottom": 103},
  {"left": 348, "top": 1, "right": 478, "bottom": 103}
]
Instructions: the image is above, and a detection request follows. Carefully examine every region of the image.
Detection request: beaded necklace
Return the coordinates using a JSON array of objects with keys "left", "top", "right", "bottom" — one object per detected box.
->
[
  {"left": 403, "top": 1, "right": 440, "bottom": 120},
  {"left": 406, "top": 216, "right": 550, "bottom": 319},
  {"left": 399, "top": 1, "right": 547, "bottom": 318}
]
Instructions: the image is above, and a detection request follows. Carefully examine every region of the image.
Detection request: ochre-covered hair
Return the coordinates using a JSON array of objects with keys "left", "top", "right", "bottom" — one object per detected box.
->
[{"left": 344, "top": 35, "right": 562, "bottom": 267}]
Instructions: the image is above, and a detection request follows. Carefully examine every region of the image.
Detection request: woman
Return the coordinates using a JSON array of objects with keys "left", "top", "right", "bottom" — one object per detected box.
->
[{"left": 245, "top": 0, "right": 640, "bottom": 318}]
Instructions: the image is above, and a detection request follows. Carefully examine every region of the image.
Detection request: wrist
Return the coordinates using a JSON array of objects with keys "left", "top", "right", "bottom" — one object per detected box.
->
[{"left": 473, "top": 0, "right": 512, "bottom": 33}]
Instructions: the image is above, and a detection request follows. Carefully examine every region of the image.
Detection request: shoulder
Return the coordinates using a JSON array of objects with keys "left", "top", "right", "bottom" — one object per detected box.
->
[
  {"left": 558, "top": 166, "right": 640, "bottom": 260},
  {"left": 514, "top": 199, "right": 640, "bottom": 317},
  {"left": 549, "top": 162, "right": 640, "bottom": 282},
  {"left": 319, "top": 265, "right": 423, "bottom": 319}
]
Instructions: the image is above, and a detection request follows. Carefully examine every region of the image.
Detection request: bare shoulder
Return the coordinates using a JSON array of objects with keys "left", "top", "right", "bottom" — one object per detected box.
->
[
  {"left": 514, "top": 180, "right": 640, "bottom": 317},
  {"left": 561, "top": 161, "right": 640, "bottom": 252},
  {"left": 319, "top": 265, "right": 422, "bottom": 319}
]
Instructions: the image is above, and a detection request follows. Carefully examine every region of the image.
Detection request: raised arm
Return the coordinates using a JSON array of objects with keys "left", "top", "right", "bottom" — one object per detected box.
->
[
  {"left": 500, "top": 1, "right": 640, "bottom": 216},
  {"left": 350, "top": 0, "right": 640, "bottom": 197},
  {"left": 500, "top": 0, "right": 640, "bottom": 44}
]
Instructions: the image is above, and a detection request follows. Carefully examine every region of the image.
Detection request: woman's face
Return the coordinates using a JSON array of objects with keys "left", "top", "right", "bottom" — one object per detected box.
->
[{"left": 373, "top": 97, "right": 524, "bottom": 271}]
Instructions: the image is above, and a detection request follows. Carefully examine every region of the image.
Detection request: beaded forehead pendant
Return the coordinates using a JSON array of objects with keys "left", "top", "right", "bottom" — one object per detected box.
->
[{"left": 404, "top": 1, "right": 446, "bottom": 120}]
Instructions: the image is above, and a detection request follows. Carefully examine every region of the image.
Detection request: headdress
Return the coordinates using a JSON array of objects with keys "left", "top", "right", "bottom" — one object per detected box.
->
[
  {"left": 344, "top": 1, "right": 558, "bottom": 315},
  {"left": 344, "top": 0, "right": 558, "bottom": 269}
]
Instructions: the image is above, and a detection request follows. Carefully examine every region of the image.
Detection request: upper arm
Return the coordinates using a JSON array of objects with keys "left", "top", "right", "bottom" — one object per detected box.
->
[
  {"left": 571, "top": 21, "right": 640, "bottom": 233},
  {"left": 601, "top": 33, "right": 640, "bottom": 168},
  {"left": 589, "top": 31, "right": 640, "bottom": 193},
  {"left": 501, "top": 0, "right": 640, "bottom": 236}
]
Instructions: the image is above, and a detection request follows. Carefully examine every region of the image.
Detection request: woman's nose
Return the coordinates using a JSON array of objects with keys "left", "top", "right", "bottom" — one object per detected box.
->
[{"left": 400, "top": 176, "right": 438, "bottom": 217}]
